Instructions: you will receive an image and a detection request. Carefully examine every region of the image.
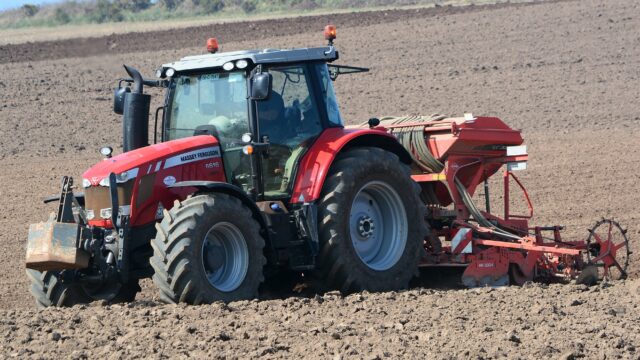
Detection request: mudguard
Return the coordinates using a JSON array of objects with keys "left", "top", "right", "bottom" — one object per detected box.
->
[
  {"left": 169, "top": 181, "right": 269, "bottom": 232},
  {"left": 290, "top": 127, "right": 411, "bottom": 204}
]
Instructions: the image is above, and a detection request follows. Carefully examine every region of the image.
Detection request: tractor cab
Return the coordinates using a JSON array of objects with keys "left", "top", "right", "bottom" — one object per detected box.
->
[
  {"left": 109, "top": 26, "right": 366, "bottom": 203},
  {"left": 159, "top": 48, "right": 349, "bottom": 199}
]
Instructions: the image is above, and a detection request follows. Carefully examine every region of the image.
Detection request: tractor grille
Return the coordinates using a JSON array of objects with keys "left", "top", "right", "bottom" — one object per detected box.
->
[{"left": 84, "top": 182, "right": 134, "bottom": 220}]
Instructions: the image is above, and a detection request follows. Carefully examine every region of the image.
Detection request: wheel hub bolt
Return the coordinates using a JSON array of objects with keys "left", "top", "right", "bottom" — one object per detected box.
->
[{"left": 358, "top": 216, "right": 375, "bottom": 238}]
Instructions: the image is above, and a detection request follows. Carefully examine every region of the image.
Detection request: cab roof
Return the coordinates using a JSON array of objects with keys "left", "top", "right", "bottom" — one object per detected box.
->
[{"left": 162, "top": 46, "right": 338, "bottom": 73}]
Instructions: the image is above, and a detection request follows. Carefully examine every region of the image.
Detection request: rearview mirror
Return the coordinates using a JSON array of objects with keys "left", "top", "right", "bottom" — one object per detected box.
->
[
  {"left": 113, "top": 86, "right": 130, "bottom": 115},
  {"left": 250, "top": 73, "right": 272, "bottom": 100}
]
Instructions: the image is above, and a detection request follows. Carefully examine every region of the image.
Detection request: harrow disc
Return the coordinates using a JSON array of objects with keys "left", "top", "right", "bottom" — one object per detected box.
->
[{"left": 584, "top": 219, "right": 630, "bottom": 281}]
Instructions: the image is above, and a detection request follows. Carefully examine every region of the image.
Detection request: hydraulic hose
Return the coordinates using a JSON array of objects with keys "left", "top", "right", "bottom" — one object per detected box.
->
[
  {"left": 375, "top": 116, "right": 520, "bottom": 241},
  {"left": 377, "top": 115, "right": 446, "bottom": 173},
  {"left": 454, "top": 178, "right": 521, "bottom": 241}
]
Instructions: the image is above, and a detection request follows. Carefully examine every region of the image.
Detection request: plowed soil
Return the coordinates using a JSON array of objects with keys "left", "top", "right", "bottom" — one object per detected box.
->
[{"left": 1, "top": 0, "right": 639, "bottom": 358}]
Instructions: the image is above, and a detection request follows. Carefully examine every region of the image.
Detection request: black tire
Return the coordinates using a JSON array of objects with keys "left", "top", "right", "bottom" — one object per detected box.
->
[
  {"left": 26, "top": 269, "right": 90, "bottom": 308},
  {"left": 316, "top": 147, "right": 428, "bottom": 294},
  {"left": 26, "top": 269, "right": 140, "bottom": 308},
  {"left": 150, "top": 193, "right": 266, "bottom": 304}
]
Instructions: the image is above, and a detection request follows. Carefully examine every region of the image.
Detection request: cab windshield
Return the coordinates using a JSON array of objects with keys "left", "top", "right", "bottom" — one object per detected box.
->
[
  {"left": 165, "top": 71, "right": 249, "bottom": 149},
  {"left": 165, "top": 70, "right": 253, "bottom": 190}
]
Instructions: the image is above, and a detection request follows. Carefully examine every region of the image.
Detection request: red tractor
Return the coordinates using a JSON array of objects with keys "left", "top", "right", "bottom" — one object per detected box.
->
[{"left": 26, "top": 27, "right": 630, "bottom": 307}]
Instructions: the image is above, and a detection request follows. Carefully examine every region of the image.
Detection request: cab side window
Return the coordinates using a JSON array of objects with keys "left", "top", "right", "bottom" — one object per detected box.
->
[
  {"left": 256, "top": 64, "right": 323, "bottom": 198},
  {"left": 260, "top": 65, "right": 322, "bottom": 144},
  {"left": 317, "top": 64, "right": 343, "bottom": 126}
]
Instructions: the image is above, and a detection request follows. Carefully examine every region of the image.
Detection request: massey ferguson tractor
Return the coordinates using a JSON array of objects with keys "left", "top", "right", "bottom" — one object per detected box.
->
[{"left": 25, "top": 26, "right": 631, "bottom": 307}]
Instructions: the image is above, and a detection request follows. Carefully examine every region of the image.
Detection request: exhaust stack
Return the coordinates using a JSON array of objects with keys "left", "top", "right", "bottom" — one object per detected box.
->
[{"left": 122, "top": 65, "right": 150, "bottom": 152}]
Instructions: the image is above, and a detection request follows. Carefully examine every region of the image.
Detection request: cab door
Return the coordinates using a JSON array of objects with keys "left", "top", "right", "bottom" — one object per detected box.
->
[{"left": 255, "top": 64, "right": 325, "bottom": 199}]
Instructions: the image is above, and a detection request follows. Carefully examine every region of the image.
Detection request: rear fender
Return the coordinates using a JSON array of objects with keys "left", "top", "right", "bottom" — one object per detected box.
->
[
  {"left": 169, "top": 181, "right": 269, "bottom": 236},
  {"left": 290, "top": 127, "right": 411, "bottom": 204}
]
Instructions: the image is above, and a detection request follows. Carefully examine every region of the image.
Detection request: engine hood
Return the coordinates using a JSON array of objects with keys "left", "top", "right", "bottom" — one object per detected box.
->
[{"left": 83, "top": 135, "right": 219, "bottom": 186}]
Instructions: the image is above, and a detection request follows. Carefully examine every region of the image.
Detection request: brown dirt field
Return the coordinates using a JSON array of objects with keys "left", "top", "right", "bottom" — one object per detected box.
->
[
  {"left": 1, "top": 0, "right": 640, "bottom": 357},
  {"left": 0, "top": 1, "right": 533, "bottom": 46},
  {"left": 0, "top": 1, "right": 551, "bottom": 64}
]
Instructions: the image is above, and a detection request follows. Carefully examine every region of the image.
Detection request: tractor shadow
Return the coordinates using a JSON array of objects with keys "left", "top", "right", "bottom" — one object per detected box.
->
[
  {"left": 411, "top": 267, "right": 467, "bottom": 290},
  {"left": 259, "top": 267, "right": 467, "bottom": 301}
]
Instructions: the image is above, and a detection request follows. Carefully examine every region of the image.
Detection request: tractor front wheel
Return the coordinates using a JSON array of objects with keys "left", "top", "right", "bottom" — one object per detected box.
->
[
  {"left": 316, "top": 147, "right": 428, "bottom": 294},
  {"left": 26, "top": 269, "right": 140, "bottom": 308},
  {"left": 150, "top": 193, "right": 266, "bottom": 304}
]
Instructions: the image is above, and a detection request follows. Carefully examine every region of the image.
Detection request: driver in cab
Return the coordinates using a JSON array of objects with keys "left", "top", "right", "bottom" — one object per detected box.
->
[{"left": 256, "top": 92, "right": 296, "bottom": 194}]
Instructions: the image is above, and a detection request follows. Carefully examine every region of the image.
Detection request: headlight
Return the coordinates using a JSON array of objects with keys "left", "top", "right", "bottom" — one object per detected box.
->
[
  {"left": 119, "top": 205, "right": 131, "bottom": 216},
  {"left": 116, "top": 171, "right": 130, "bottom": 183},
  {"left": 98, "top": 168, "right": 139, "bottom": 186},
  {"left": 100, "top": 208, "right": 112, "bottom": 219},
  {"left": 235, "top": 59, "right": 248, "bottom": 69},
  {"left": 82, "top": 178, "right": 92, "bottom": 188},
  {"left": 222, "top": 62, "right": 235, "bottom": 71},
  {"left": 99, "top": 206, "right": 129, "bottom": 220},
  {"left": 99, "top": 146, "right": 113, "bottom": 158}
]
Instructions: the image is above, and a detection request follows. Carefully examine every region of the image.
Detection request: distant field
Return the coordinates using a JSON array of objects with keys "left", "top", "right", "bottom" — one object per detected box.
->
[{"left": 0, "top": 0, "right": 537, "bottom": 45}]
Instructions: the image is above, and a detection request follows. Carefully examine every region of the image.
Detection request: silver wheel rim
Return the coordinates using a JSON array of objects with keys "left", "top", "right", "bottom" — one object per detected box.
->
[
  {"left": 349, "top": 181, "right": 408, "bottom": 271},
  {"left": 201, "top": 222, "right": 249, "bottom": 292}
]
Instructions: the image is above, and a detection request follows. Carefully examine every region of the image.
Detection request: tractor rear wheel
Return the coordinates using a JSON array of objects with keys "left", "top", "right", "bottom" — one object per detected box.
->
[
  {"left": 26, "top": 269, "right": 140, "bottom": 308},
  {"left": 316, "top": 147, "right": 428, "bottom": 294},
  {"left": 150, "top": 193, "right": 266, "bottom": 304}
]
